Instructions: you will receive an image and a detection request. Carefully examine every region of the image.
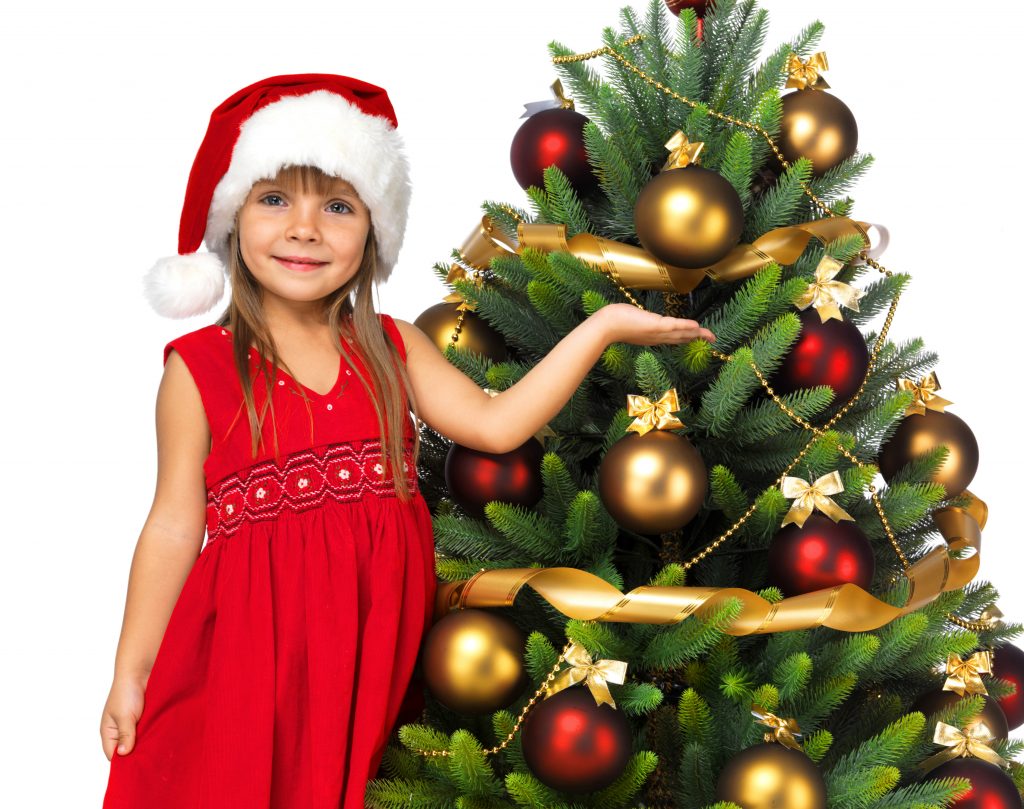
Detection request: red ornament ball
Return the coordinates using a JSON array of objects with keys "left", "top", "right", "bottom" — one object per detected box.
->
[
  {"left": 911, "top": 688, "right": 1010, "bottom": 743},
  {"left": 521, "top": 686, "right": 633, "bottom": 793},
  {"left": 445, "top": 437, "right": 544, "bottom": 519},
  {"left": 510, "top": 107, "right": 598, "bottom": 195},
  {"left": 994, "top": 644, "right": 1024, "bottom": 731},
  {"left": 767, "top": 513, "right": 875, "bottom": 596},
  {"left": 770, "top": 310, "right": 869, "bottom": 406},
  {"left": 665, "top": 0, "right": 708, "bottom": 14},
  {"left": 923, "top": 759, "right": 1022, "bottom": 809}
]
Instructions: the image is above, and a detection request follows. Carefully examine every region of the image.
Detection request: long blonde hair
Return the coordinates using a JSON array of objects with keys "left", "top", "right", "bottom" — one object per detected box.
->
[{"left": 213, "top": 164, "right": 421, "bottom": 502}]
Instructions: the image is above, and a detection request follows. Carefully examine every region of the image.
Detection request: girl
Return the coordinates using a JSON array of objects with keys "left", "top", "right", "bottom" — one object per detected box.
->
[{"left": 99, "top": 73, "right": 716, "bottom": 808}]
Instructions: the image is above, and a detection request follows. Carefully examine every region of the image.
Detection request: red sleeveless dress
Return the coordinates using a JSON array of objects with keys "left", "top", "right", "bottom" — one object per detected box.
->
[{"left": 103, "top": 314, "right": 436, "bottom": 809}]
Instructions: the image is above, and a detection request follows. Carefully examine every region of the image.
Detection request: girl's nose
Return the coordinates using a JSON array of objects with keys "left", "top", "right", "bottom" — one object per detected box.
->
[{"left": 285, "top": 207, "right": 321, "bottom": 241}]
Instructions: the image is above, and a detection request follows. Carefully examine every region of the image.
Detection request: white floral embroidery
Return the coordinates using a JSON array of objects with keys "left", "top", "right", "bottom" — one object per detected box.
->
[
  {"left": 225, "top": 504, "right": 234, "bottom": 515},
  {"left": 339, "top": 469, "right": 351, "bottom": 480},
  {"left": 373, "top": 463, "right": 384, "bottom": 475},
  {"left": 298, "top": 477, "right": 309, "bottom": 489},
  {"left": 256, "top": 487, "right": 266, "bottom": 499}
]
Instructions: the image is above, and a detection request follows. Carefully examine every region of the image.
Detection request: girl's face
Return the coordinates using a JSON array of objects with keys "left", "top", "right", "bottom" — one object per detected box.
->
[{"left": 237, "top": 173, "right": 371, "bottom": 317}]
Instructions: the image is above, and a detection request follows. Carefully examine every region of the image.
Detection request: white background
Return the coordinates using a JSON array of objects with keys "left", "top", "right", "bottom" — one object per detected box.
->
[{"left": 1, "top": 0, "right": 1021, "bottom": 804}]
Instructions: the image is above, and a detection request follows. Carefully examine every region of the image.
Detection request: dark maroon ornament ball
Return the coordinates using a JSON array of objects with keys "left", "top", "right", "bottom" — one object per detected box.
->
[
  {"left": 994, "top": 644, "right": 1024, "bottom": 731},
  {"left": 510, "top": 107, "right": 598, "bottom": 195},
  {"left": 444, "top": 437, "right": 544, "bottom": 519},
  {"left": 767, "top": 513, "right": 875, "bottom": 596},
  {"left": 665, "top": 0, "right": 708, "bottom": 14},
  {"left": 911, "top": 688, "right": 1010, "bottom": 743},
  {"left": 770, "top": 310, "right": 869, "bottom": 406},
  {"left": 521, "top": 686, "right": 633, "bottom": 793},
  {"left": 923, "top": 759, "right": 1022, "bottom": 809}
]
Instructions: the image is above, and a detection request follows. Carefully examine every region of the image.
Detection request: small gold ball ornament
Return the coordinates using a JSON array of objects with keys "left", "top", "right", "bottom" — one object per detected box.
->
[
  {"left": 421, "top": 608, "right": 529, "bottom": 715},
  {"left": 598, "top": 430, "right": 707, "bottom": 535},
  {"left": 779, "top": 89, "right": 858, "bottom": 176},
  {"left": 413, "top": 301, "right": 508, "bottom": 363},
  {"left": 634, "top": 164, "right": 745, "bottom": 269},
  {"left": 878, "top": 410, "right": 979, "bottom": 499},
  {"left": 715, "top": 743, "right": 827, "bottom": 809}
]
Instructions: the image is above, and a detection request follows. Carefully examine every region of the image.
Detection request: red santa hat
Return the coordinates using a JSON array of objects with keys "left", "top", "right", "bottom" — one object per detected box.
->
[{"left": 143, "top": 73, "right": 411, "bottom": 319}]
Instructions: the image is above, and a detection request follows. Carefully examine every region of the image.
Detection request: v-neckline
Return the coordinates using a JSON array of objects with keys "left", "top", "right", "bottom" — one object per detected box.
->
[{"left": 217, "top": 325, "right": 347, "bottom": 399}]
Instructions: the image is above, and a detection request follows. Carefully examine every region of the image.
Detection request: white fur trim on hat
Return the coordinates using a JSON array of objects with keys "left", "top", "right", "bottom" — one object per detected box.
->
[
  {"left": 205, "top": 90, "right": 411, "bottom": 281},
  {"left": 143, "top": 251, "right": 226, "bottom": 319}
]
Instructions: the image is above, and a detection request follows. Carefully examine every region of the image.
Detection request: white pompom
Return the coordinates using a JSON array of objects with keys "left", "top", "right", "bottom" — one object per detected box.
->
[{"left": 143, "top": 252, "right": 226, "bottom": 319}]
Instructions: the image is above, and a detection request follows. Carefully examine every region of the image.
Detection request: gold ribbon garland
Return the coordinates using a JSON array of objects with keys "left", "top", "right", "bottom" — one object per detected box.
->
[
  {"left": 452, "top": 215, "right": 877, "bottom": 296},
  {"left": 899, "top": 373, "right": 954, "bottom": 416},
  {"left": 795, "top": 255, "right": 864, "bottom": 323},
  {"left": 752, "top": 705, "right": 804, "bottom": 750},
  {"left": 627, "top": 388, "right": 685, "bottom": 435},
  {"left": 786, "top": 51, "right": 831, "bottom": 90},
  {"left": 920, "top": 721, "right": 1009, "bottom": 774},
  {"left": 780, "top": 471, "right": 855, "bottom": 528},
  {"left": 663, "top": 131, "right": 704, "bottom": 170},
  {"left": 943, "top": 651, "right": 993, "bottom": 697},
  {"left": 547, "top": 641, "right": 629, "bottom": 708},
  {"left": 435, "top": 491, "right": 986, "bottom": 635}
]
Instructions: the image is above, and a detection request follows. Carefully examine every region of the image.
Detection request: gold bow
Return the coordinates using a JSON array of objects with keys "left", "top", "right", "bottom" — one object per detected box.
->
[
  {"left": 626, "top": 389, "right": 685, "bottom": 436},
  {"left": 663, "top": 130, "right": 704, "bottom": 170},
  {"left": 444, "top": 264, "right": 486, "bottom": 312},
  {"left": 920, "top": 721, "right": 1008, "bottom": 774},
  {"left": 752, "top": 705, "right": 803, "bottom": 750},
  {"left": 980, "top": 605, "right": 1005, "bottom": 629},
  {"left": 547, "top": 641, "right": 628, "bottom": 708},
  {"left": 551, "top": 78, "right": 575, "bottom": 110},
  {"left": 795, "top": 255, "right": 864, "bottom": 322},
  {"left": 780, "top": 471, "right": 855, "bottom": 527},
  {"left": 898, "top": 373, "right": 953, "bottom": 416},
  {"left": 786, "top": 51, "right": 831, "bottom": 90},
  {"left": 943, "top": 651, "right": 993, "bottom": 696}
]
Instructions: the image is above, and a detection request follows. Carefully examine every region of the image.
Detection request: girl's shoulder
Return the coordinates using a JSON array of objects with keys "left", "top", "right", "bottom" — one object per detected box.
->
[{"left": 162, "top": 323, "right": 225, "bottom": 366}]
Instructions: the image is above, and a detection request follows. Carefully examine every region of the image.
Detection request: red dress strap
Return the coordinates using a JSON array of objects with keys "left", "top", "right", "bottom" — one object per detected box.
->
[{"left": 379, "top": 313, "right": 408, "bottom": 363}]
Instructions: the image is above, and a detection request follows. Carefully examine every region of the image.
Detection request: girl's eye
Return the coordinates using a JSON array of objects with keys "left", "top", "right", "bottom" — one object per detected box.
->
[
  {"left": 327, "top": 201, "right": 352, "bottom": 214},
  {"left": 260, "top": 194, "right": 285, "bottom": 206}
]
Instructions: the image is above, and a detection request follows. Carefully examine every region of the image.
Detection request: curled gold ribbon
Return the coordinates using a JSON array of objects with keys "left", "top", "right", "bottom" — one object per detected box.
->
[
  {"left": 795, "top": 255, "right": 864, "bottom": 323},
  {"left": 786, "top": 51, "right": 831, "bottom": 90},
  {"left": 663, "top": 130, "right": 704, "bottom": 170},
  {"left": 943, "top": 651, "right": 993, "bottom": 697},
  {"left": 920, "top": 721, "right": 1008, "bottom": 774},
  {"left": 781, "top": 471, "right": 855, "bottom": 528},
  {"left": 980, "top": 605, "right": 1005, "bottom": 629},
  {"left": 435, "top": 492, "right": 986, "bottom": 636},
  {"left": 547, "top": 642, "right": 628, "bottom": 708},
  {"left": 627, "top": 389, "right": 685, "bottom": 435},
  {"left": 453, "top": 215, "right": 876, "bottom": 296},
  {"left": 899, "top": 373, "right": 953, "bottom": 416},
  {"left": 752, "top": 705, "right": 803, "bottom": 750}
]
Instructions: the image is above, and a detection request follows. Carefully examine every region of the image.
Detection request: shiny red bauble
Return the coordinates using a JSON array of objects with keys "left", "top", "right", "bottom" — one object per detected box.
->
[
  {"left": 444, "top": 437, "right": 544, "bottom": 519},
  {"left": 923, "top": 759, "right": 1022, "bottom": 809},
  {"left": 994, "top": 644, "right": 1024, "bottom": 731},
  {"left": 770, "top": 310, "right": 869, "bottom": 406},
  {"left": 767, "top": 514, "right": 875, "bottom": 596},
  {"left": 665, "top": 0, "right": 708, "bottom": 15},
  {"left": 521, "top": 686, "right": 633, "bottom": 793},
  {"left": 510, "top": 108, "right": 598, "bottom": 196}
]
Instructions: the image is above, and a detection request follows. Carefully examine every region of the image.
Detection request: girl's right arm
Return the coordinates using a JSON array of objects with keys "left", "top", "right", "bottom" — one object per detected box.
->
[{"left": 99, "top": 350, "right": 210, "bottom": 761}]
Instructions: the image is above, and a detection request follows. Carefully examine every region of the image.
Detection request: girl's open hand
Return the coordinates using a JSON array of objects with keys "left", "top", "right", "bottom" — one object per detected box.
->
[
  {"left": 594, "top": 302, "right": 716, "bottom": 347},
  {"left": 100, "top": 675, "right": 146, "bottom": 761}
]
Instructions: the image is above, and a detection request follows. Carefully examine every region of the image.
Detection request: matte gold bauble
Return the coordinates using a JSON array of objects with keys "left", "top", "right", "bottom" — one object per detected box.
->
[
  {"left": 715, "top": 743, "right": 827, "bottom": 809},
  {"left": 779, "top": 89, "right": 859, "bottom": 176},
  {"left": 634, "top": 165, "right": 745, "bottom": 269},
  {"left": 878, "top": 410, "right": 979, "bottom": 498},
  {"left": 421, "top": 608, "right": 529, "bottom": 715},
  {"left": 413, "top": 301, "right": 508, "bottom": 363},
  {"left": 598, "top": 430, "right": 707, "bottom": 535}
]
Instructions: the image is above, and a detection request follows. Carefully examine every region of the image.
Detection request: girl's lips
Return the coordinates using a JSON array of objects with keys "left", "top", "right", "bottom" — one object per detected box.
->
[{"left": 274, "top": 256, "right": 327, "bottom": 272}]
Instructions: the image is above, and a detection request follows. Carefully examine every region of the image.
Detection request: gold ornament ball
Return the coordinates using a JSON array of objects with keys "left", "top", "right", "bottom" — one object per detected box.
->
[
  {"left": 413, "top": 301, "right": 508, "bottom": 363},
  {"left": 421, "top": 608, "right": 529, "bottom": 715},
  {"left": 878, "top": 410, "right": 979, "bottom": 499},
  {"left": 779, "top": 89, "right": 859, "bottom": 176},
  {"left": 715, "top": 743, "right": 827, "bottom": 809},
  {"left": 634, "top": 165, "right": 745, "bottom": 269},
  {"left": 598, "top": 430, "right": 707, "bottom": 535}
]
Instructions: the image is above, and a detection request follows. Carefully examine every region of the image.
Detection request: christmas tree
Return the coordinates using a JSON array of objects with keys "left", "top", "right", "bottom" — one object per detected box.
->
[{"left": 366, "top": 2, "right": 1024, "bottom": 807}]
